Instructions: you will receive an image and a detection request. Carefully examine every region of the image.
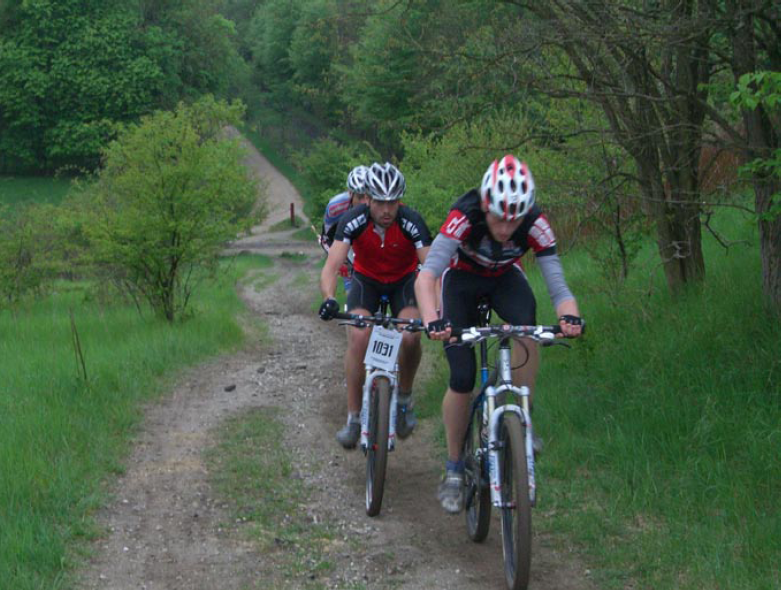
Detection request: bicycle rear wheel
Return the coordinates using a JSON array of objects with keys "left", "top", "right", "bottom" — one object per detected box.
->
[
  {"left": 499, "top": 413, "right": 531, "bottom": 590},
  {"left": 464, "top": 399, "right": 491, "bottom": 542},
  {"left": 365, "top": 376, "right": 391, "bottom": 517}
]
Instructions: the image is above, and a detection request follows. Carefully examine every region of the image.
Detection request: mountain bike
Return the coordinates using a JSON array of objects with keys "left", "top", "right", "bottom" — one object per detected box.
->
[
  {"left": 333, "top": 298, "right": 425, "bottom": 516},
  {"left": 454, "top": 303, "right": 573, "bottom": 590}
]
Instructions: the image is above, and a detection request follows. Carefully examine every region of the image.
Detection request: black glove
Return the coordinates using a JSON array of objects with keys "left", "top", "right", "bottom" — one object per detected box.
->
[
  {"left": 319, "top": 298, "right": 339, "bottom": 320},
  {"left": 559, "top": 314, "right": 586, "bottom": 335},
  {"left": 426, "top": 319, "right": 451, "bottom": 336},
  {"left": 558, "top": 314, "right": 582, "bottom": 326}
]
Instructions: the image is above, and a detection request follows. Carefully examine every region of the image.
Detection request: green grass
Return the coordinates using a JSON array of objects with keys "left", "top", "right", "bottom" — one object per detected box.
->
[
  {"left": 268, "top": 215, "right": 307, "bottom": 232},
  {"left": 205, "top": 408, "right": 336, "bottom": 588},
  {"left": 0, "top": 176, "right": 73, "bottom": 206},
  {"left": 421, "top": 207, "right": 778, "bottom": 589},
  {"left": 0, "top": 253, "right": 271, "bottom": 589}
]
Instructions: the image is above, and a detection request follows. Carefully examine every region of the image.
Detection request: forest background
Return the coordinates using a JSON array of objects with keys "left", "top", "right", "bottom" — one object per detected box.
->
[{"left": 0, "top": 1, "right": 778, "bottom": 589}]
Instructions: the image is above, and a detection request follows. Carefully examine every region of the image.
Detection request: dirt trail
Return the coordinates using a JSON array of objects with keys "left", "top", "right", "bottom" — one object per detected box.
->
[{"left": 78, "top": 134, "right": 595, "bottom": 589}]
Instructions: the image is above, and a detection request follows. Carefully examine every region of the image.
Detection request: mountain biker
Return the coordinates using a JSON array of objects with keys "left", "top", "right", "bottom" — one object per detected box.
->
[
  {"left": 319, "top": 162, "right": 433, "bottom": 449},
  {"left": 320, "top": 165, "right": 371, "bottom": 291},
  {"left": 414, "top": 155, "right": 583, "bottom": 514}
]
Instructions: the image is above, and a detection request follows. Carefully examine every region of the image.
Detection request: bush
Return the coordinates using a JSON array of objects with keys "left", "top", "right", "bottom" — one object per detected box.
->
[
  {"left": 293, "top": 137, "right": 378, "bottom": 219},
  {"left": 0, "top": 203, "right": 61, "bottom": 303},
  {"left": 83, "top": 96, "right": 260, "bottom": 321}
]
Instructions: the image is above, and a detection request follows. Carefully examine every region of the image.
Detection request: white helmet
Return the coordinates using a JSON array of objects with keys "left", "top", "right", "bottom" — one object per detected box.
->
[
  {"left": 366, "top": 162, "right": 405, "bottom": 201},
  {"left": 480, "top": 155, "right": 535, "bottom": 220},
  {"left": 346, "top": 165, "right": 369, "bottom": 194}
]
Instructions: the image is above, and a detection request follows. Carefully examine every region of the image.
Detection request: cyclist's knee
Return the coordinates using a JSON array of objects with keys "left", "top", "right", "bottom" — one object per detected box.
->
[{"left": 449, "top": 376, "right": 474, "bottom": 394}]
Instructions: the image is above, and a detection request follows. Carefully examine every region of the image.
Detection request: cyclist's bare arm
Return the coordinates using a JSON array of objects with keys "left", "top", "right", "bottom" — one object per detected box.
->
[
  {"left": 320, "top": 240, "right": 351, "bottom": 300},
  {"left": 415, "top": 269, "right": 453, "bottom": 341},
  {"left": 415, "top": 269, "right": 438, "bottom": 325}
]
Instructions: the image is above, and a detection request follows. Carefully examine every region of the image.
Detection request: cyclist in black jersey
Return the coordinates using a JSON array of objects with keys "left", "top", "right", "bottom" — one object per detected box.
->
[
  {"left": 414, "top": 155, "right": 583, "bottom": 513},
  {"left": 319, "top": 162, "right": 433, "bottom": 449}
]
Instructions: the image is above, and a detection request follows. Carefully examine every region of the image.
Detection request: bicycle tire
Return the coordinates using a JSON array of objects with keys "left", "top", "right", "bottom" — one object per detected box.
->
[
  {"left": 464, "top": 400, "right": 491, "bottom": 542},
  {"left": 499, "top": 413, "right": 532, "bottom": 590},
  {"left": 365, "top": 376, "right": 391, "bottom": 517}
]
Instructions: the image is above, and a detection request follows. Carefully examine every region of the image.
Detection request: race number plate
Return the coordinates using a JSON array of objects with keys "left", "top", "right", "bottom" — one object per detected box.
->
[{"left": 364, "top": 325, "right": 402, "bottom": 371}]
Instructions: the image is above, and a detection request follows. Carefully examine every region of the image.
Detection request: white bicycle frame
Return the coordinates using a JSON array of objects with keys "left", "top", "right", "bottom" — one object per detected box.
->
[{"left": 485, "top": 344, "right": 537, "bottom": 507}]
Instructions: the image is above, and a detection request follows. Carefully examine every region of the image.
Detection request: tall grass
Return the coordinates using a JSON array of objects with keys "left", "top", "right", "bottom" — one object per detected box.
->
[
  {"left": 0, "top": 176, "right": 73, "bottom": 206},
  {"left": 0, "top": 254, "right": 270, "bottom": 589},
  {"left": 529, "top": 211, "right": 779, "bottom": 589}
]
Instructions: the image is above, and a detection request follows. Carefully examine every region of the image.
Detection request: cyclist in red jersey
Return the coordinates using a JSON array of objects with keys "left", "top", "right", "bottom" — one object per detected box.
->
[
  {"left": 415, "top": 155, "right": 583, "bottom": 513},
  {"left": 319, "top": 162, "right": 433, "bottom": 449}
]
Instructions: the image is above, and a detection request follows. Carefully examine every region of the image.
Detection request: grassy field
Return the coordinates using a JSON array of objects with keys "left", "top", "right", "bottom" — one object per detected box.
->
[
  {"left": 0, "top": 253, "right": 271, "bottom": 589},
  {"left": 0, "top": 176, "right": 73, "bottom": 206},
  {"left": 418, "top": 207, "right": 778, "bottom": 589}
]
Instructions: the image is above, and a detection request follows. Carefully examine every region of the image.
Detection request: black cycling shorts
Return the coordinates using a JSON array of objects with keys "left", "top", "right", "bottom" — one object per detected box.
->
[
  {"left": 441, "top": 266, "right": 537, "bottom": 394},
  {"left": 347, "top": 271, "right": 418, "bottom": 316}
]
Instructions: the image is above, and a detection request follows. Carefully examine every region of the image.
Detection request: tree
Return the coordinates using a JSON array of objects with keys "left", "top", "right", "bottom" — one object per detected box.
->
[
  {"left": 85, "top": 96, "right": 260, "bottom": 321},
  {"left": 723, "top": 0, "right": 780, "bottom": 311},
  {"left": 507, "top": 0, "right": 716, "bottom": 293},
  {"left": 0, "top": 0, "right": 245, "bottom": 173}
]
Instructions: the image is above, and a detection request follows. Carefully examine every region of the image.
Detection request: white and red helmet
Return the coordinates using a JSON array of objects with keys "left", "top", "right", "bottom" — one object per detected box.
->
[{"left": 480, "top": 155, "right": 535, "bottom": 220}]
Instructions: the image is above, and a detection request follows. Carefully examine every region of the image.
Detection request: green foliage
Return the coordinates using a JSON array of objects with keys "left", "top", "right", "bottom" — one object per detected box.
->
[
  {"left": 730, "top": 71, "right": 781, "bottom": 222},
  {"left": 248, "top": 0, "right": 302, "bottom": 104},
  {"left": 0, "top": 204, "right": 56, "bottom": 302},
  {"left": 338, "top": 1, "right": 423, "bottom": 147},
  {"left": 401, "top": 106, "right": 604, "bottom": 235},
  {"left": 730, "top": 71, "right": 781, "bottom": 111},
  {"left": 84, "top": 96, "right": 259, "bottom": 321},
  {"left": 0, "top": 0, "right": 245, "bottom": 174},
  {"left": 288, "top": 0, "right": 340, "bottom": 119},
  {"left": 293, "top": 138, "right": 379, "bottom": 219}
]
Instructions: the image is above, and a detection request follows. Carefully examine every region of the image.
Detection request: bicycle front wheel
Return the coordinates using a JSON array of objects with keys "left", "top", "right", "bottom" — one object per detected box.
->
[
  {"left": 464, "top": 400, "right": 491, "bottom": 542},
  {"left": 365, "top": 376, "right": 391, "bottom": 517},
  {"left": 499, "top": 413, "right": 532, "bottom": 590}
]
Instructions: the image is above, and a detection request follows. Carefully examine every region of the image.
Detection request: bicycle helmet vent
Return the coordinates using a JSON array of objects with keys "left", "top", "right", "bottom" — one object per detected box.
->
[
  {"left": 346, "top": 165, "right": 369, "bottom": 194},
  {"left": 480, "top": 155, "right": 535, "bottom": 220},
  {"left": 366, "top": 162, "right": 406, "bottom": 201}
]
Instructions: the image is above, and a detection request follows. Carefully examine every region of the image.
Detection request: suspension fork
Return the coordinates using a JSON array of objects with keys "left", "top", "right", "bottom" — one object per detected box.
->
[
  {"left": 360, "top": 366, "right": 398, "bottom": 452},
  {"left": 485, "top": 340, "right": 536, "bottom": 507}
]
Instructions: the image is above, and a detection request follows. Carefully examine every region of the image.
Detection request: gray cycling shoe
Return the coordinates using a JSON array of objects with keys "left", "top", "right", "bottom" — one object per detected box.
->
[
  {"left": 336, "top": 421, "right": 361, "bottom": 449},
  {"left": 437, "top": 470, "right": 465, "bottom": 514},
  {"left": 395, "top": 403, "right": 417, "bottom": 439}
]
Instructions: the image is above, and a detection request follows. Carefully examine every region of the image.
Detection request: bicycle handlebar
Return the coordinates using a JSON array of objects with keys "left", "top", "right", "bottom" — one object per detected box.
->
[
  {"left": 451, "top": 324, "right": 563, "bottom": 343},
  {"left": 334, "top": 311, "right": 426, "bottom": 332}
]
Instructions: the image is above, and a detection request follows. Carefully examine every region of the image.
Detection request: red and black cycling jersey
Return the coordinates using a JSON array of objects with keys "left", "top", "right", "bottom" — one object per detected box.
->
[
  {"left": 334, "top": 203, "right": 432, "bottom": 284},
  {"left": 440, "top": 189, "right": 557, "bottom": 276}
]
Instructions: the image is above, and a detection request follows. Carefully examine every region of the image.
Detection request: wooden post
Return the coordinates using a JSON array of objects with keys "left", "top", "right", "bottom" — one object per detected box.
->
[{"left": 290, "top": 203, "right": 296, "bottom": 227}]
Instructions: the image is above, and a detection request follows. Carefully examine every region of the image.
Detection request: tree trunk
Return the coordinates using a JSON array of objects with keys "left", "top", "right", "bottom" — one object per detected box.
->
[
  {"left": 639, "top": 162, "right": 705, "bottom": 292},
  {"left": 729, "top": 0, "right": 781, "bottom": 312}
]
